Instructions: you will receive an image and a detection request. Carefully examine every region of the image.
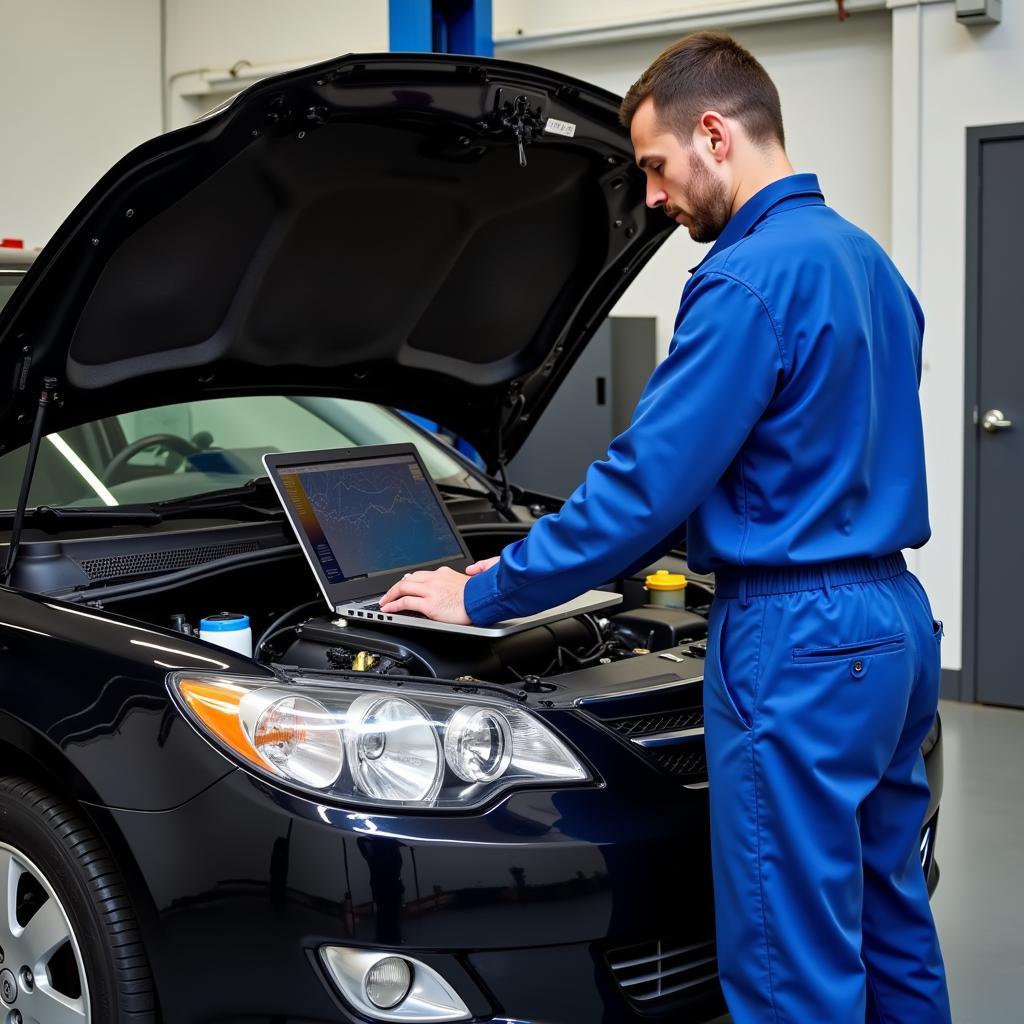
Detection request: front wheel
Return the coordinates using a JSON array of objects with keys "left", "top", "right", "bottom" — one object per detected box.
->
[{"left": 0, "top": 778, "right": 157, "bottom": 1022}]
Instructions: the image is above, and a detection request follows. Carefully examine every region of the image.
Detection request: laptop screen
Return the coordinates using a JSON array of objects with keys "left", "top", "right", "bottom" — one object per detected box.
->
[{"left": 266, "top": 445, "right": 471, "bottom": 604}]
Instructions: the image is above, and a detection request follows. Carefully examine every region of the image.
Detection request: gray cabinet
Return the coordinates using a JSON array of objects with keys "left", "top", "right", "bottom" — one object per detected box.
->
[{"left": 509, "top": 317, "right": 657, "bottom": 497}]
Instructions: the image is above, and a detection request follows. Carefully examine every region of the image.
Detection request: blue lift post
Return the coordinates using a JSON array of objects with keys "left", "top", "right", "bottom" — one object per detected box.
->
[
  {"left": 389, "top": 0, "right": 493, "bottom": 57},
  {"left": 389, "top": 0, "right": 492, "bottom": 467}
]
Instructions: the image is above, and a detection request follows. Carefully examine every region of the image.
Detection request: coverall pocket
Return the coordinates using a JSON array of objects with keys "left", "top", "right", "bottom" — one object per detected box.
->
[
  {"left": 792, "top": 632, "right": 906, "bottom": 662},
  {"left": 707, "top": 600, "right": 755, "bottom": 731}
]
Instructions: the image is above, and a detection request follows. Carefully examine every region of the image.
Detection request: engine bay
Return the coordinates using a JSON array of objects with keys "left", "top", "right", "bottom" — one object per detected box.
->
[
  {"left": 31, "top": 518, "right": 712, "bottom": 686},
  {"left": 275, "top": 598, "right": 709, "bottom": 685},
  {"left": 256, "top": 523, "right": 712, "bottom": 684}
]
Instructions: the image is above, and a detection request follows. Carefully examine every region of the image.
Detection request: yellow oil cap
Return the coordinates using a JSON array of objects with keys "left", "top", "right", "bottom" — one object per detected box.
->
[{"left": 645, "top": 569, "right": 687, "bottom": 591}]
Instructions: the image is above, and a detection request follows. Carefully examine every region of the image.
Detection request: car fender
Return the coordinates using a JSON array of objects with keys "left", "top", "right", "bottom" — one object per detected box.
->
[{"left": 0, "top": 586, "right": 272, "bottom": 810}]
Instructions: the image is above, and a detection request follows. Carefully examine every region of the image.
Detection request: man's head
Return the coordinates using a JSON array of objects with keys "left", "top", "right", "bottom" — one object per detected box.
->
[{"left": 621, "top": 32, "right": 788, "bottom": 243}]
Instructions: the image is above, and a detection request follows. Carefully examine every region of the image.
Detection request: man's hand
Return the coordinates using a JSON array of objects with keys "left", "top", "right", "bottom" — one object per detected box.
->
[{"left": 378, "top": 566, "right": 473, "bottom": 624}]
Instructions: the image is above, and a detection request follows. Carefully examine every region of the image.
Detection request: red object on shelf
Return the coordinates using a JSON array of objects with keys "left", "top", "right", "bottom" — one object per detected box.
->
[{"left": 0, "top": 239, "right": 25, "bottom": 249}]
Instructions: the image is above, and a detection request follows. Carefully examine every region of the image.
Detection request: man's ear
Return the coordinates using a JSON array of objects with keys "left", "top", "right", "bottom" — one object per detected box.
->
[{"left": 697, "top": 111, "right": 730, "bottom": 161}]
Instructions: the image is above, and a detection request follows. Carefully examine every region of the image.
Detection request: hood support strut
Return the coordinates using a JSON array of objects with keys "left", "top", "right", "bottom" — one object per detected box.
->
[
  {"left": 2, "top": 376, "right": 58, "bottom": 584},
  {"left": 493, "top": 387, "right": 526, "bottom": 518}
]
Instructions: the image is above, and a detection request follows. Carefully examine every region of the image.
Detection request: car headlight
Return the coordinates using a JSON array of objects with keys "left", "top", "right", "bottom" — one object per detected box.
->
[
  {"left": 170, "top": 673, "right": 591, "bottom": 809},
  {"left": 346, "top": 694, "right": 443, "bottom": 803},
  {"left": 444, "top": 706, "right": 513, "bottom": 783},
  {"left": 247, "top": 692, "right": 345, "bottom": 788}
]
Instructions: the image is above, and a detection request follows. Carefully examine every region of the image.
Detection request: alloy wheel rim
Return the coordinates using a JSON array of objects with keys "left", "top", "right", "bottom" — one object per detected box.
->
[{"left": 0, "top": 841, "right": 90, "bottom": 1023}]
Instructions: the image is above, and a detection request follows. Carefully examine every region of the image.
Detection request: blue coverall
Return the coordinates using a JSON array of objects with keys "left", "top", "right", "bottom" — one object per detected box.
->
[{"left": 464, "top": 174, "right": 952, "bottom": 1023}]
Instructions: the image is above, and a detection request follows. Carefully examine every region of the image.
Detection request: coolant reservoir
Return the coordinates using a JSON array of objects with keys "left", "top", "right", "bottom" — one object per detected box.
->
[
  {"left": 644, "top": 569, "right": 687, "bottom": 608},
  {"left": 199, "top": 612, "right": 252, "bottom": 657}
]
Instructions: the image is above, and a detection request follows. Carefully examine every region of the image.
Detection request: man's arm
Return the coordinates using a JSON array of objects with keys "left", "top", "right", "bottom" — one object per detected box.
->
[
  {"left": 379, "top": 272, "right": 784, "bottom": 623},
  {"left": 462, "top": 272, "right": 784, "bottom": 624}
]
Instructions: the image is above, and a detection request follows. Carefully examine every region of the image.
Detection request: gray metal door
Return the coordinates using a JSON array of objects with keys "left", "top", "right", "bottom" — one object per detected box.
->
[{"left": 965, "top": 126, "right": 1024, "bottom": 707}]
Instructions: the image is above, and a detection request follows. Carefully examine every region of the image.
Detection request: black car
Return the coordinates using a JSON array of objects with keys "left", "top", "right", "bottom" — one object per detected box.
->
[{"left": 0, "top": 53, "right": 942, "bottom": 1024}]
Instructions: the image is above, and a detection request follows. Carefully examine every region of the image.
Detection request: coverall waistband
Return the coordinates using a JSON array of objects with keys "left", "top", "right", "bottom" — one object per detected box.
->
[{"left": 714, "top": 552, "right": 907, "bottom": 599}]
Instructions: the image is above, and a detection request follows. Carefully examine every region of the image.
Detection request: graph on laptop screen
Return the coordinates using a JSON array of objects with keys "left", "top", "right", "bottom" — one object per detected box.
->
[{"left": 276, "top": 452, "right": 464, "bottom": 585}]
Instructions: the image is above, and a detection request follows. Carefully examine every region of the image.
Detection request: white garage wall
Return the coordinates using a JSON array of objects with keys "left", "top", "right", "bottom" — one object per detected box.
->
[
  {"left": 165, "top": 0, "right": 388, "bottom": 69},
  {"left": 493, "top": 0, "right": 886, "bottom": 43},
  {"left": 496, "top": 12, "right": 893, "bottom": 366},
  {"left": 164, "top": 0, "right": 388, "bottom": 127},
  {"left": 0, "top": 0, "right": 162, "bottom": 247},
  {"left": 495, "top": 0, "right": 781, "bottom": 37}
]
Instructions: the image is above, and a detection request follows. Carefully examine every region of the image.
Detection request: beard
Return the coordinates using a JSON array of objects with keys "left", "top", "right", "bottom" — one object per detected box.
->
[{"left": 667, "top": 149, "right": 731, "bottom": 244}]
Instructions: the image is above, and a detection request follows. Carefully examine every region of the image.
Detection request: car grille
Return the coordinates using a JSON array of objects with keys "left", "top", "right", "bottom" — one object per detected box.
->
[
  {"left": 607, "top": 937, "right": 720, "bottom": 1009},
  {"left": 601, "top": 704, "right": 708, "bottom": 787},
  {"left": 644, "top": 744, "right": 708, "bottom": 779},
  {"left": 76, "top": 540, "right": 261, "bottom": 580},
  {"left": 606, "top": 707, "right": 704, "bottom": 739}
]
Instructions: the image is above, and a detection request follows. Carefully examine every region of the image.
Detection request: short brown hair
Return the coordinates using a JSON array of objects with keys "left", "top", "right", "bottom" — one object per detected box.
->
[{"left": 620, "top": 32, "right": 785, "bottom": 148}]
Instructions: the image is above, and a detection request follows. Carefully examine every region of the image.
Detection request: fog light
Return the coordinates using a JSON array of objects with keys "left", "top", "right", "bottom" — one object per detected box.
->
[
  {"left": 365, "top": 956, "right": 412, "bottom": 1009},
  {"left": 319, "top": 945, "right": 471, "bottom": 1021}
]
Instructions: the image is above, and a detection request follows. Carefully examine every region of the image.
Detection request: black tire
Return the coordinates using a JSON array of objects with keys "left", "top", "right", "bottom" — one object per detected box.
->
[{"left": 0, "top": 777, "right": 157, "bottom": 1022}]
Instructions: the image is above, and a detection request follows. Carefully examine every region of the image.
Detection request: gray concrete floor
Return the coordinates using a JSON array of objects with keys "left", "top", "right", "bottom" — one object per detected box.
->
[{"left": 930, "top": 699, "right": 1024, "bottom": 1023}]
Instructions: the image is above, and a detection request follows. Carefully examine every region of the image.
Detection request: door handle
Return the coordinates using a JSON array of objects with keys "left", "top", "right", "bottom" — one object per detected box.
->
[{"left": 981, "top": 408, "right": 1013, "bottom": 433}]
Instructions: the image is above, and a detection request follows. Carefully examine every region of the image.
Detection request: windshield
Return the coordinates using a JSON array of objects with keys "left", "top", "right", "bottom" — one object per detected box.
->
[{"left": 0, "top": 395, "right": 484, "bottom": 510}]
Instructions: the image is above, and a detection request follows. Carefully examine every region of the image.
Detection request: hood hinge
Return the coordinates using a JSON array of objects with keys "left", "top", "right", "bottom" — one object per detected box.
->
[
  {"left": 14, "top": 346, "right": 32, "bottom": 393},
  {"left": 2, "top": 376, "right": 59, "bottom": 584}
]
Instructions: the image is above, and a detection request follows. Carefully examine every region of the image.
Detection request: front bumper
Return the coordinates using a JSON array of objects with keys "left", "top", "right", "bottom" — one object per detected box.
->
[
  {"left": 102, "top": 704, "right": 725, "bottom": 1023},
  {"left": 98, "top": 700, "right": 943, "bottom": 1023}
]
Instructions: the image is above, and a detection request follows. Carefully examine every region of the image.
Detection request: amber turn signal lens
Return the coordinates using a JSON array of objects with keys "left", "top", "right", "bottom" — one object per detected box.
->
[
  {"left": 177, "top": 677, "right": 274, "bottom": 775},
  {"left": 176, "top": 678, "right": 344, "bottom": 788}
]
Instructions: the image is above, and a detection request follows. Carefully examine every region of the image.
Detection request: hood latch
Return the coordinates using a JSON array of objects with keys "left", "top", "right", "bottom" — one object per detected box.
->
[{"left": 481, "top": 91, "right": 546, "bottom": 169}]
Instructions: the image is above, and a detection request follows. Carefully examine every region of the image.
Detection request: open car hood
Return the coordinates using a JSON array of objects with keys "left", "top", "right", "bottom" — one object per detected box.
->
[{"left": 0, "top": 53, "right": 674, "bottom": 467}]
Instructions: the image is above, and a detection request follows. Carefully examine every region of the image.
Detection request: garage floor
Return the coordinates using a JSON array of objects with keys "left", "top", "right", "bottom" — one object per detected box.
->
[{"left": 930, "top": 698, "right": 1024, "bottom": 1024}]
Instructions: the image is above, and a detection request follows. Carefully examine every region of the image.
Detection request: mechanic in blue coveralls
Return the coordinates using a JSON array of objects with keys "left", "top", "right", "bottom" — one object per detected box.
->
[{"left": 381, "top": 32, "right": 952, "bottom": 1024}]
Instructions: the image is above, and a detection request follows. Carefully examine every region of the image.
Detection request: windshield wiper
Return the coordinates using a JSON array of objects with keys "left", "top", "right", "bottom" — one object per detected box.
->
[
  {"left": 0, "top": 506, "right": 164, "bottom": 535},
  {"left": 35, "top": 506, "right": 161, "bottom": 525},
  {"left": 0, "top": 480, "right": 284, "bottom": 533},
  {"left": 149, "top": 478, "right": 283, "bottom": 520}
]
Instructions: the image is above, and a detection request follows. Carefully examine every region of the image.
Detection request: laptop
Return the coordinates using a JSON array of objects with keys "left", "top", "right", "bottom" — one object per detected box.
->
[{"left": 262, "top": 444, "right": 621, "bottom": 638}]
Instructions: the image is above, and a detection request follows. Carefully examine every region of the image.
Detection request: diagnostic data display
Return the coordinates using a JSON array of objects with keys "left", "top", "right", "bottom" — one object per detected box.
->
[{"left": 277, "top": 453, "right": 464, "bottom": 585}]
